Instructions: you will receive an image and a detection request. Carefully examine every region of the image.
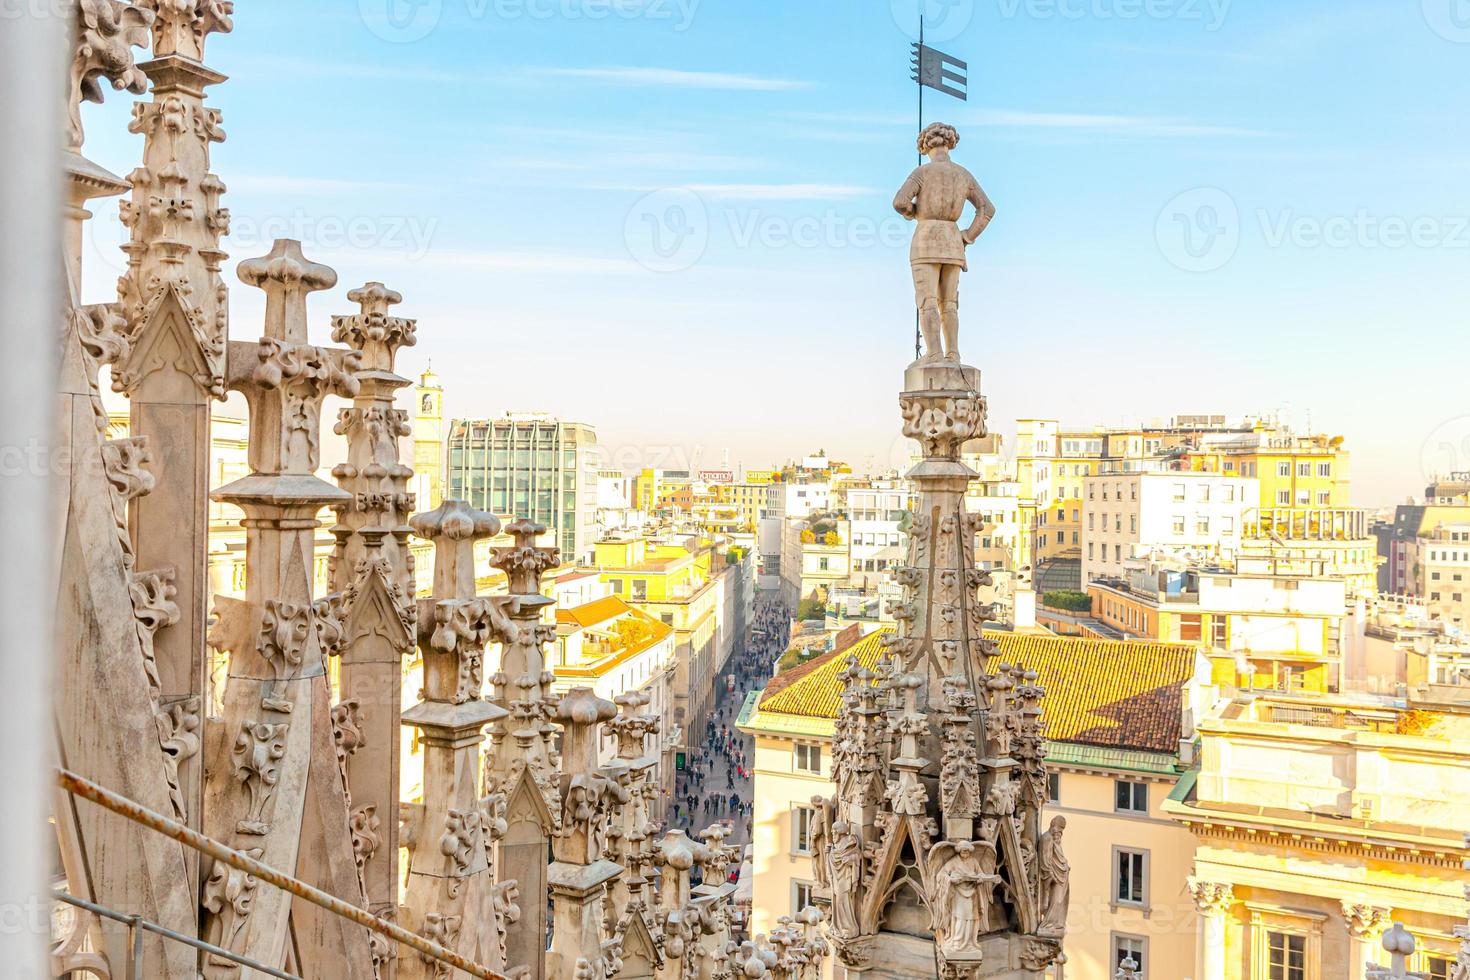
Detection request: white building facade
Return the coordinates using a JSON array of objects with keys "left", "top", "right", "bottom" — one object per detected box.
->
[{"left": 1083, "top": 470, "right": 1258, "bottom": 585}]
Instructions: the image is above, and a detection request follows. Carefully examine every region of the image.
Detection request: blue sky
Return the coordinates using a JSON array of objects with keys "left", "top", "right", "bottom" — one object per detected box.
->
[{"left": 78, "top": 0, "right": 1470, "bottom": 506}]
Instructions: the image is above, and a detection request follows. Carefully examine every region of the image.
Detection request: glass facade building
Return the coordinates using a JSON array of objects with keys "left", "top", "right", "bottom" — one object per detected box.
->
[{"left": 445, "top": 414, "right": 599, "bottom": 561}]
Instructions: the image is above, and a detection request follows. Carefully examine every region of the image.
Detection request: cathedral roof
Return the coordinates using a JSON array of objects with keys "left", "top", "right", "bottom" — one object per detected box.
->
[{"left": 755, "top": 628, "right": 1200, "bottom": 755}]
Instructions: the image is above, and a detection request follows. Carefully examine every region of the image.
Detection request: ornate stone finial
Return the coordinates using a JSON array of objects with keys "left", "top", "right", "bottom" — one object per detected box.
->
[
  {"left": 1188, "top": 878, "right": 1235, "bottom": 916},
  {"left": 891, "top": 122, "right": 995, "bottom": 364},
  {"left": 492, "top": 519, "right": 560, "bottom": 595},
  {"left": 140, "top": 0, "right": 234, "bottom": 61},
  {"left": 69, "top": 0, "right": 155, "bottom": 151},
  {"left": 332, "top": 282, "right": 418, "bottom": 374},
  {"left": 1371, "top": 922, "right": 1416, "bottom": 980},
  {"left": 236, "top": 239, "right": 338, "bottom": 344},
  {"left": 409, "top": 499, "right": 501, "bottom": 599}
]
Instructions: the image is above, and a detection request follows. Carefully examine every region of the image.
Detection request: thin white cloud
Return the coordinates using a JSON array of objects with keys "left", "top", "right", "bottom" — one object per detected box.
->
[
  {"left": 684, "top": 183, "right": 875, "bottom": 200},
  {"left": 970, "top": 108, "right": 1266, "bottom": 139},
  {"left": 532, "top": 66, "right": 810, "bottom": 91},
  {"left": 421, "top": 249, "right": 647, "bottom": 275},
  {"left": 779, "top": 108, "right": 1265, "bottom": 140},
  {"left": 229, "top": 175, "right": 427, "bottom": 194}
]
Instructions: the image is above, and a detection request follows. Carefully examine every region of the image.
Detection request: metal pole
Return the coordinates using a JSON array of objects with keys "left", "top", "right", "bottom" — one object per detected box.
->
[
  {"left": 915, "top": 12, "right": 924, "bottom": 361},
  {"left": 127, "top": 915, "right": 144, "bottom": 980},
  {"left": 53, "top": 891, "right": 301, "bottom": 980},
  {"left": 56, "top": 768, "right": 509, "bottom": 980}
]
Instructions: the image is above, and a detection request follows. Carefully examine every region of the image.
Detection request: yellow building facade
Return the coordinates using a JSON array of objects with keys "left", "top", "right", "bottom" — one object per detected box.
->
[
  {"left": 739, "top": 629, "right": 1214, "bottom": 980},
  {"left": 1164, "top": 690, "right": 1470, "bottom": 980}
]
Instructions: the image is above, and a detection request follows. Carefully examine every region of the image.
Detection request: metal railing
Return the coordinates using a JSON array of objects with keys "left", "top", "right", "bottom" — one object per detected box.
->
[
  {"left": 56, "top": 768, "right": 509, "bottom": 980},
  {"left": 52, "top": 889, "right": 300, "bottom": 980}
]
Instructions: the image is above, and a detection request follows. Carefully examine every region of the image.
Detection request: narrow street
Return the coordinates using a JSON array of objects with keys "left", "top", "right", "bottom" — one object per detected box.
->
[{"left": 667, "top": 595, "right": 792, "bottom": 863}]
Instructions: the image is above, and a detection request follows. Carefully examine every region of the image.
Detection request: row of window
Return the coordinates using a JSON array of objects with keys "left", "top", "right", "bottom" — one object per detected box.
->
[{"left": 1278, "top": 489, "right": 1334, "bottom": 506}]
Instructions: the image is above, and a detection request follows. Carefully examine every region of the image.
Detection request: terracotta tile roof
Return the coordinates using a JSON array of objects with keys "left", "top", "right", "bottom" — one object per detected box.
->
[
  {"left": 759, "top": 628, "right": 875, "bottom": 705},
  {"left": 556, "top": 595, "right": 632, "bottom": 629},
  {"left": 756, "top": 628, "right": 1198, "bottom": 755},
  {"left": 758, "top": 630, "right": 889, "bottom": 715}
]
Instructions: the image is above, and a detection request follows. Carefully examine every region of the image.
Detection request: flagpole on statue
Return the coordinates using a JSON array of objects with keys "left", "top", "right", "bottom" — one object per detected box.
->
[
  {"left": 915, "top": 13, "right": 924, "bottom": 361},
  {"left": 907, "top": 17, "right": 970, "bottom": 363}
]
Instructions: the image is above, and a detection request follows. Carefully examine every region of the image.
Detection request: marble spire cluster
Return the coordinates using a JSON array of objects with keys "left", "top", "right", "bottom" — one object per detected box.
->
[
  {"left": 812, "top": 124, "right": 1069, "bottom": 980},
  {"left": 51, "top": 2, "right": 827, "bottom": 978}
]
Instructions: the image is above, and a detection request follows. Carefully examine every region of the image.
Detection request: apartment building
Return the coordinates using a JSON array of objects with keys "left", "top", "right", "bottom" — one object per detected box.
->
[{"left": 1081, "top": 470, "right": 1257, "bottom": 585}]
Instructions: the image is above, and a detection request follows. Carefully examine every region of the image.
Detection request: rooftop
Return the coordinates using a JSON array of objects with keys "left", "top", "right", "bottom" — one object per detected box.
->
[{"left": 751, "top": 628, "right": 1199, "bottom": 755}]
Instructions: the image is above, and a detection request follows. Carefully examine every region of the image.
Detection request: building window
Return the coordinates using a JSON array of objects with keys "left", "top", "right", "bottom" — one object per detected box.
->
[
  {"left": 1113, "top": 934, "right": 1147, "bottom": 978},
  {"left": 1277, "top": 490, "right": 1291, "bottom": 505},
  {"left": 1278, "top": 462, "right": 1292, "bottom": 478},
  {"left": 1047, "top": 772, "right": 1060, "bottom": 803},
  {"left": 1115, "top": 780, "right": 1147, "bottom": 814},
  {"left": 1427, "top": 956, "right": 1451, "bottom": 980},
  {"left": 1267, "top": 931, "right": 1306, "bottom": 980},
  {"left": 1172, "top": 517, "right": 1186, "bottom": 535},
  {"left": 1197, "top": 518, "right": 1210, "bottom": 535},
  {"left": 794, "top": 743, "right": 822, "bottom": 774},
  {"left": 1114, "top": 848, "right": 1147, "bottom": 907},
  {"left": 1318, "top": 462, "right": 1332, "bottom": 477},
  {"left": 1172, "top": 484, "right": 1186, "bottom": 502},
  {"left": 792, "top": 880, "right": 815, "bottom": 916},
  {"left": 793, "top": 806, "right": 814, "bottom": 854},
  {"left": 1298, "top": 462, "right": 1311, "bottom": 477}
]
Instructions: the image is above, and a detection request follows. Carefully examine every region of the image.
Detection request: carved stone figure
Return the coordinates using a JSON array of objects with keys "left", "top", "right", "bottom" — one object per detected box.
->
[
  {"left": 1037, "top": 815, "right": 1070, "bottom": 937},
  {"left": 829, "top": 821, "right": 863, "bottom": 937},
  {"left": 892, "top": 123, "right": 996, "bottom": 363},
  {"left": 931, "top": 840, "right": 1000, "bottom": 954}
]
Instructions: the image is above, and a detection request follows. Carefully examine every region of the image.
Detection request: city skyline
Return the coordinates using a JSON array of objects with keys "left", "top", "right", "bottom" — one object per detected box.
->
[{"left": 72, "top": 0, "right": 1470, "bottom": 504}]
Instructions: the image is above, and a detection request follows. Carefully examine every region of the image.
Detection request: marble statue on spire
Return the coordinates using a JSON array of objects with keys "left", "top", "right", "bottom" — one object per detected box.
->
[{"left": 893, "top": 123, "right": 996, "bottom": 364}]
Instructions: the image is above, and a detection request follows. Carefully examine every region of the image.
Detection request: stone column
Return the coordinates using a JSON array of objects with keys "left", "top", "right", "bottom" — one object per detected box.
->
[
  {"left": 329, "top": 281, "right": 419, "bottom": 974},
  {"left": 112, "top": 1, "right": 234, "bottom": 883},
  {"left": 54, "top": 9, "right": 197, "bottom": 975},
  {"left": 1343, "top": 901, "right": 1393, "bottom": 979},
  {"left": 486, "top": 518, "right": 562, "bottom": 980},
  {"left": 546, "top": 688, "right": 623, "bottom": 977},
  {"left": 1188, "top": 879, "right": 1235, "bottom": 980},
  {"left": 652, "top": 830, "right": 711, "bottom": 980},
  {"left": 400, "top": 499, "right": 513, "bottom": 980},
  {"left": 202, "top": 240, "right": 372, "bottom": 977}
]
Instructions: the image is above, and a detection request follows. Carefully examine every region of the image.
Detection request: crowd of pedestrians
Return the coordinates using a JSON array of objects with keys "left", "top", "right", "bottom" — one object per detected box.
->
[{"left": 666, "top": 594, "right": 793, "bottom": 850}]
